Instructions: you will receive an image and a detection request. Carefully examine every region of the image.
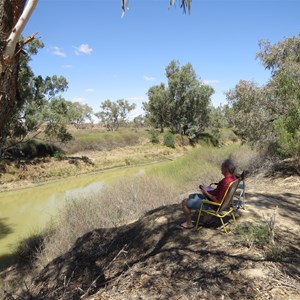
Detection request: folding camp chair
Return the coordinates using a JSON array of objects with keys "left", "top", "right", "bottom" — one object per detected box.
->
[
  {"left": 195, "top": 179, "right": 240, "bottom": 234},
  {"left": 233, "top": 171, "right": 246, "bottom": 210}
]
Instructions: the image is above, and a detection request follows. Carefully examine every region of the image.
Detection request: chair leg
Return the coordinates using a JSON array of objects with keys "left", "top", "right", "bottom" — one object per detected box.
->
[
  {"left": 231, "top": 212, "right": 237, "bottom": 226},
  {"left": 219, "top": 218, "right": 229, "bottom": 234},
  {"left": 196, "top": 205, "right": 204, "bottom": 229},
  {"left": 220, "top": 214, "right": 238, "bottom": 234}
]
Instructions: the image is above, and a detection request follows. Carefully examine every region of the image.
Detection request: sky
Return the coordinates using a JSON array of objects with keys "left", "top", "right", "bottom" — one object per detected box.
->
[{"left": 23, "top": 0, "right": 300, "bottom": 119}]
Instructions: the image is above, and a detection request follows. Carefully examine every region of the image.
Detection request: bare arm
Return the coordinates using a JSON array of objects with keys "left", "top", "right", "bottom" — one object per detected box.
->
[{"left": 200, "top": 187, "right": 218, "bottom": 202}]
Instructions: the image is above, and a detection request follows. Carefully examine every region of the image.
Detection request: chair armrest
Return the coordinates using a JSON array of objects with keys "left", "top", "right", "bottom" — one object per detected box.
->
[{"left": 202, "top": 199, "right": 221, "bottom": 207}]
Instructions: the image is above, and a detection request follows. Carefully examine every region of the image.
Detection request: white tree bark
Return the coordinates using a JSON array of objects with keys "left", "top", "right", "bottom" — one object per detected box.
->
[{"left": 3, "top": 0, "right": 38, "bottom": 60}]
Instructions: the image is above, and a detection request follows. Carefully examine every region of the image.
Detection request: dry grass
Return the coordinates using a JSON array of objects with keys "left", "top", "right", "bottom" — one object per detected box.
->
[
  {"left": 36, "top": 143, "right": 258, "bottom": 268},
  {"left": 0, "top": 130, "right": 193, "bottom": 191},
  {"left": 63, "top": 127, "right": 142, "bottom": 154},
  {"left": 147, "top": 143, "right": 258, "bottom": 191},
  {"left": 36, "top": 174, "right": 180, "bottom": 268}
]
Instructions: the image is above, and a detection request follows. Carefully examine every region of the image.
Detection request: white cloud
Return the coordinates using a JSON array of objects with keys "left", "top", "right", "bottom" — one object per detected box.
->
[
  {"left": 86, "top": 88, "right": 95, "bottom": 92},
  {"left": 202, "top": 79, "right": 220, "bottom": 85},
  {"left": 74, "top": 44, "right": 93, "bottom": 55},
  {"left": 71, "top": 97, "right": 86, "bottom": 104},
  {"left": 62, "top": 64, "right": 72, "bottom": 68},
  {"left": 128, "top": 96, "right": 146, "bottom": 101},
  {"left": 143, "top": 75, "right": 156, "bottom": 81},
  {"left": 51, "top": 46, "right": 66, "bottom": 57}
]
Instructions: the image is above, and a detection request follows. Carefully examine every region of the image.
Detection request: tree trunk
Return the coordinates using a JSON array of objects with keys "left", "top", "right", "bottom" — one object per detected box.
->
[{"left": 0, "top": 0, "right": 26, "bottom": 144}]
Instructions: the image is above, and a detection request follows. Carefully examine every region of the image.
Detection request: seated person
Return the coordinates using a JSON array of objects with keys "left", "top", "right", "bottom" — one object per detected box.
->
[{"left": 179, "top": 159, "right": 236, "bottom": 229}]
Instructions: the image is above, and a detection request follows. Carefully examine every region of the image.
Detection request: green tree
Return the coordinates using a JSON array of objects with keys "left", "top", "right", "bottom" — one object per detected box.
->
[
  {"left": 1, "top": 38, "right": 81, "bottom": 150},
  {"left": 144, "top": 60, "right": 214, "bottom": 139},
  {"left": 226, "top": 80, "right": 273, "bottom": 144},
  {"left": 0, "top": 0, "right": 37, "bottom": 143},
  {"left": 132, "top": 114, "right": 145, "bottom": 128},
  {"left": 143, "top": 83, "right": 169, "bottom": 133},
  {"left": 68, "top": 102, "right": 94, "bottom": 128},
  {"left": 95, "top": 99, "right": 136, "bottom": 131},
  {"left": 208, "top": 105, "right": 228, "bottom": 129},
  {"left": 226, "top": 33, "right": 300, "bottom": 157}
]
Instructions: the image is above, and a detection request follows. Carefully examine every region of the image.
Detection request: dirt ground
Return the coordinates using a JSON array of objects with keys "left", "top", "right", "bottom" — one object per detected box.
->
[{"left": 2, "top": 169, "right": 299, "bottom": 300}]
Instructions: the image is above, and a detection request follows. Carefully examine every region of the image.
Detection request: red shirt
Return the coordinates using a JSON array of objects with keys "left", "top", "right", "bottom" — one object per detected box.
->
[{"left": 209, "top": 174, "right": 236, "bottom": 203}]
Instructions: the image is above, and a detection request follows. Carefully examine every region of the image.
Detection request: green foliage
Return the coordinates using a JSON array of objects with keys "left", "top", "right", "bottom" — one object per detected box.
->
[
  {"left": 264, "top": 244, "right": 284, "bottom": 262},
  {"left": 64, "top": 128, "right": 141, "bottom": 154},
  {"left": 1, "top": 38, "right": 82, "bottom": 150},
  {"left": 163, "top": 131, "right": 175, "bottom": 148},
  {"left": 227, "top": 33, "right": 300, "bottom": 158},
  {"left": 274, "top": 109, "right": 300, "bottom": 157},
  {"left": 236, "top": 222, "right": 272, "bottom": 248},
  {"left": 147, "top": 143, "right": 256, "bottom": 189},
  {"left": 144, "top": 83, "right": 169, "bottom": 133},
  {"left": 198, "top": 132, "right": 219, "bottom": 147},
  {"left": 20, "top": 140, "right": 60, "bottom": 158},
  {"left": 143, "top": 60, "right": 214, "bottom": 138},
  {"left": 53, "top": 150, "right": 65, "bottom": 160},
  {"left": 132, "top": 115, "right": 145, "bottom": 128},
  {"left": 95, "top": 99, "right": 136, "bottom": 131},
  {"left": 175, "top": 133, "right": 190, "bottom": 146},
  {"left": 236, "top": 221, "right": 284, "bottom": 261},
  {"left": 67, "top": 102, "right": 93, "bottom": 128},
  {"left": 149, "top": 129, "right": 160, "bottom": 144},
  {"left": 207, "top": 105, "right": 228, "bottom": 145}
]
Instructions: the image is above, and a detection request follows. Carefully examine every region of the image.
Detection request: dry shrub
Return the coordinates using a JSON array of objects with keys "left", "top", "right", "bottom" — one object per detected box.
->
[
  {"left": 36, "top": 174, "right": 179, "bottom": 267},
  {"left": 231, "top": 145, "right": 260, "bottom": 174},
  {"left": 64, "top": 129, "right": 141, "bottom": 154},
  {"left": 104, "top": 174, "right": 179, "bottom": 225},
  {"left": 195, "top": 144, "right": 259, "bottom": 177},
  {"left": 231, "top": 147, "right": 279, "bottom": 176},
  {"left": 14, "top": 233, "right": 45, "bottom": 266}
]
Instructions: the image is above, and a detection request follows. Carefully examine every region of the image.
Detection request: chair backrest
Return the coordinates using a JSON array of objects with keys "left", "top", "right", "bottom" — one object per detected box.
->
[
  {"left": 217, "top": 179, "right": 240, "bottom": 212},
  {"left": 238, "top": 170, "right": 245, "bottom": 181}
]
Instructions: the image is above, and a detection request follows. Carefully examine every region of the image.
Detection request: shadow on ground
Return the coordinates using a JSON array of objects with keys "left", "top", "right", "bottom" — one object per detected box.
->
[
  {"left": 0, "top": 218, "right": 13, "bottom": 240},
  {"left": 2, "top": 185, "right": 300, "bottom": 300}
]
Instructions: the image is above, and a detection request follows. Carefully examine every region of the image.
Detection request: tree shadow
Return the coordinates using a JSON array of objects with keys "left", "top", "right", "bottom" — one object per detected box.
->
[
  {"left": 242, "top": 191, "right": 300, "bottom": 225},
  {"left": 13, "top": 202, "right": 300, "bottom": 299},
  {"left": 0, "top": 218, "right": 14, "bottom": 271},
  {"left": 0, "top": 217, "right": 13, "bottom": 240},
  {"left": 0, "top": 253, "right": 16, "bottom": 272}
]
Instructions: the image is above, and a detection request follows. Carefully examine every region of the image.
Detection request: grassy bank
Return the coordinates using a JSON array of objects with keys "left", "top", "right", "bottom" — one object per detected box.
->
[
  {"left": 147, "top": 143, "right": 257, "bottom": 189},
  {"left": 33, "top": 143, "right": 257, "bottom": 268},
  {"left": 0, "top": 128, "right": 190, "bottom": 190}
]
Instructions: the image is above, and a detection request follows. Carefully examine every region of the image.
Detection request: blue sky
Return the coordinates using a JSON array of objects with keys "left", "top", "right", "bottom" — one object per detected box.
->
[{"left": 23, "top": 0, "right": 300, "bottom": 118}]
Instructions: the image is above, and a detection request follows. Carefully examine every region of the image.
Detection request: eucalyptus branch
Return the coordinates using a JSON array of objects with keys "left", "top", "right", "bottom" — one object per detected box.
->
[
  {"left": 15, "top": 32, "right": 38, "bottom": 57},
  {"left": 4, "top": 0, "right": 39, "bottom": 61}
]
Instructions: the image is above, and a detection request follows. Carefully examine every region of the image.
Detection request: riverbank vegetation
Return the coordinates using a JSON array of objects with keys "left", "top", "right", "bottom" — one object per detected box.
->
[{"left": 6, "top": 142, "right": 258, "bottom": 274}]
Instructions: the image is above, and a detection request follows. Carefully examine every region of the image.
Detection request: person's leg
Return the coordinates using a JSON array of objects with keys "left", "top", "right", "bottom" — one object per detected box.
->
[
  {"left": 181, "top": 198, "right": 193, "bottom": 228},
  {"left": 180, "top": 194, "right": 204, "bottom": 228}
]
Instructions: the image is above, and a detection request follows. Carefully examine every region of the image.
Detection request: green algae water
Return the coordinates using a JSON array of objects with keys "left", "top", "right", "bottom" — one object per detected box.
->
[{"left": 0, "top": 167, "right": 142, "bottom": 261}]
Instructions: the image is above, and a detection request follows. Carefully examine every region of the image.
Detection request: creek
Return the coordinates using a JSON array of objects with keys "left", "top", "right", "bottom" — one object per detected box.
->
[{"left": 0, "top": 166, "right": 144, "bottom": 260}]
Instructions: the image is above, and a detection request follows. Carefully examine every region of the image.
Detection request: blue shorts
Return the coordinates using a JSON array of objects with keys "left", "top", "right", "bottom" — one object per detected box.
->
[{"left": 187, "top": 193, "right": 206, "bottom": 209}]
